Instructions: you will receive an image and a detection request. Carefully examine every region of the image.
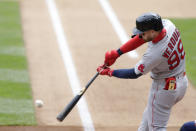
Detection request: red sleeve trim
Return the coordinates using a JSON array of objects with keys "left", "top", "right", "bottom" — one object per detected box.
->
[{"left": 120, "top": 35, "right": 145, "bottom": 54}]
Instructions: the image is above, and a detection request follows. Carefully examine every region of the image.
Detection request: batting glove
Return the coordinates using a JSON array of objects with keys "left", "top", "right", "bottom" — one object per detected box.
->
[
  {"left": 104, "top": 50, "right": 120, "bottom": 66},
  {"left": 97, "top": 65, "right": 114, "bottom": 77}
]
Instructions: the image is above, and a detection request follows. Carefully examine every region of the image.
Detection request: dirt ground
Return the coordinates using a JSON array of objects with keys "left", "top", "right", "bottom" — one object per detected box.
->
[
  {"left": 8, "top": 0, "right": 196, "bottom": 130},
  {"left": 0, "top": 126, "right": 180, "bottom": 131}
]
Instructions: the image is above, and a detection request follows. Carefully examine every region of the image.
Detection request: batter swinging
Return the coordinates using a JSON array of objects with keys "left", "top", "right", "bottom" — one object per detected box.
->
[{"left": 97, "top": 12, "right": 188, "bottom": 131}]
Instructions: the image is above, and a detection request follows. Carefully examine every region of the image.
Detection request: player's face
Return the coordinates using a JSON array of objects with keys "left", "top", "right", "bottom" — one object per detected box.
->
[{"left": 139, "top": 30, "right": 156, "bottom": 42}]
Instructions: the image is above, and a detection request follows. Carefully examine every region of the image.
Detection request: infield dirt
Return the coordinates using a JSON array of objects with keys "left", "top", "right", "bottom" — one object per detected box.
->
[{"left": 16, "top": 0, "right": 196, "bottom": 130}]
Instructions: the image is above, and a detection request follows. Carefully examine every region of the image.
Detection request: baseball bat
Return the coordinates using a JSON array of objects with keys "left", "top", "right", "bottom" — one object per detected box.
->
[{"left": 56, "top": 72, "right": 99, "bottom": 122}]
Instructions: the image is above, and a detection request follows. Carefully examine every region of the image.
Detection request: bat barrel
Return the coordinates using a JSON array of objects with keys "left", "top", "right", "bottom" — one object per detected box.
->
[
  {"left": 57, "top": 95, "right": 82, "bottom": 121},
  {"left": 56, "top": 72, "right": 99, "bottom": 122}
]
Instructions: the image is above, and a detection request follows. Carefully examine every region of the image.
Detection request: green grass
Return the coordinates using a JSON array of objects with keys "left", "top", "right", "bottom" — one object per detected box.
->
[
  {"left": 0, "top": 1, "right": 36, "bottom": 125},
  {"left": 0, "top": 113, "right": 35, "bottom": 126},
  {"left": 0, "top": 82, "right": 31, "bottom": 99},
  {"left": 170, "top": 19, "right": 196, "bottom": 87},
  {"left": 0, "top": 55, "right": 27, "bottom": 69}
]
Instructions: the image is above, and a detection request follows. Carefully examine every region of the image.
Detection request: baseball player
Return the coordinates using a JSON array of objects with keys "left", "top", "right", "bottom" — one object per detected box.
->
[
  {"left": 180, "top": 120, "right": 196, "bottom": 131},
  {"left": 97, "top": 12, "right": 188, "bottom": 131}
]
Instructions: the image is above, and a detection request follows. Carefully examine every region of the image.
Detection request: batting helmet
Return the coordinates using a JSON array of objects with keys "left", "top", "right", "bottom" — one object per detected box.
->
[{"left": 132, "top": 12, "right": 163, "bottom": 35}]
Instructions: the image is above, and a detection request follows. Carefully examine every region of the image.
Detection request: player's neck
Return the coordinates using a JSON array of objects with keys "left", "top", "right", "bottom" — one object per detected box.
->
[
  {"left": 152, "top": 29, "right": 166, "bottom": 43},
  {"left": 154, "top": 31, "right": 161, "bottom": 38}
]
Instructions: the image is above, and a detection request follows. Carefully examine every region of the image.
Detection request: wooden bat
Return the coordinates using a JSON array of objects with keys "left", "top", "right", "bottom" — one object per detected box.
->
[{"left": 56, "top": 72, "right": 99, "bottom": 122}]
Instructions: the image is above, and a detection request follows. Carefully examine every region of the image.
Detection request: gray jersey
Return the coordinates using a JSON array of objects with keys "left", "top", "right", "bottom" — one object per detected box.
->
[{"left": 135, "top": 19, "right": 185, "bottom": 79}]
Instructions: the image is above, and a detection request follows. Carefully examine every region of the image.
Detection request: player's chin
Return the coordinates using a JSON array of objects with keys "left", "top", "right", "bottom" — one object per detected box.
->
[
  {"left": 144, "top": 38, "right": 153, "bottom": 42},
  {"left": 143, "top": 38, "right": 150, "bottom": 42}
]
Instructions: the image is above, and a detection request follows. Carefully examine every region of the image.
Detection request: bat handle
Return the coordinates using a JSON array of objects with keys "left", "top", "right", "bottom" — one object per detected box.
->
[{"left": 85, "top": 72, "right": 99, "bottom": 89}]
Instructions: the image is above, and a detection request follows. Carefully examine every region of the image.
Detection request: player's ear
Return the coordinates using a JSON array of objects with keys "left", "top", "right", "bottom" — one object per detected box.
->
[
  {"left": 151, "top": 30, "right": 157, "bottom": 37},
  {"left": 151, "top": 30, "right": 155, "bottom": 34}
]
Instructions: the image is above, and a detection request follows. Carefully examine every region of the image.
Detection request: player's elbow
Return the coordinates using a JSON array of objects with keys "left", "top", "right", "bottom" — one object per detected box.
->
[{"left": 129, "top": 73, "right": 142, "bottom": 79}]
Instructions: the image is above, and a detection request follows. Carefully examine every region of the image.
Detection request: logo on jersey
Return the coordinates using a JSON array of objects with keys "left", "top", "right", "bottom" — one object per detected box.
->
[{"left": 138, "top": 64, "right": 145, "bottom": 73}]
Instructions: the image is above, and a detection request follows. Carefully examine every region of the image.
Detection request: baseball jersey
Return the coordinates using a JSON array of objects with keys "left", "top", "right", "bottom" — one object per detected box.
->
[{"left": 135, "top": 19, "right": 186, "bottom": 79}]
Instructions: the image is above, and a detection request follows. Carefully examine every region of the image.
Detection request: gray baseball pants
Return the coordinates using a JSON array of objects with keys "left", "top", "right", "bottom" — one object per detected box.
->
[{"left": 138, "top": 74, "right": 188, "bottom": 131}]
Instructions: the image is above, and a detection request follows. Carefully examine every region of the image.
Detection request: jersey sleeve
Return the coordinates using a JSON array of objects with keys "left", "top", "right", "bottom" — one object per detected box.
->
[
  {"left": 120, "top": 35, "right": 145, "bottom": 54},
  {"left": 134, "top": 48, "right": 162, "bottom": 75}
]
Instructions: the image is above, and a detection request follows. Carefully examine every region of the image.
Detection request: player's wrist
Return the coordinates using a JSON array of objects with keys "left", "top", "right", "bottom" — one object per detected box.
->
[
  {"left": 108, "top": 69, "right": 114, "bottom": 77},
  {"left": 116, "top": 48, "right": 123, "bottom": 56}
]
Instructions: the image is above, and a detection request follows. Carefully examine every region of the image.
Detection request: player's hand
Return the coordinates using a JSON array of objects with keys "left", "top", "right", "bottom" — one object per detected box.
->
[
  {"left": 97, "top": 65, "right": 114, "bottom": 77},
  {"left": 104, "top": 50, "right": 120, "bottom": 66}
]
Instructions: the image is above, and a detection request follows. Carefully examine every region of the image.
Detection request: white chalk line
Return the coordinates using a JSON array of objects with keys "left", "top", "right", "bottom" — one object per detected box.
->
[
  {"left": 98, "top": 0, "right": 138, "bottom": 58},
  {"left": 45, "top": 0, "right": 95, "bottom": 131}
]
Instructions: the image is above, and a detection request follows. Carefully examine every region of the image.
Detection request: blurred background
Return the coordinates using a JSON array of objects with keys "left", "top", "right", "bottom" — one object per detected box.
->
[{"left": 0, "top": 0, "right": 195, "bottom": 130}]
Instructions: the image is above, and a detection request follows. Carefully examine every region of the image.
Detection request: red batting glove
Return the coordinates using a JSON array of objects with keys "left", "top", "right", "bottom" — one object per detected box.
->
[
  {"left": 104, "top": 50, "right": 120, "bottom": 66},
  {"left": 97, "top": 65, "right": 114, "bottom": 77}
]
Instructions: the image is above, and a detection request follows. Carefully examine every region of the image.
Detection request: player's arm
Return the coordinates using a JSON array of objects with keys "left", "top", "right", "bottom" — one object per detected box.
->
[
  {"left": 98, "top": 49, "right": 162, "bottom": 79},
  {"left": 112, "top": 68, "right": 142, "bottom": 79},
  {"left": 104, "top": 35, "right": 145, "bottom": 66},
  {"left": 119, "top": 35, "right": 145, "bottom": 54},
  {"left": 97, "top": 66, "right": 142, "bottom": 79}
]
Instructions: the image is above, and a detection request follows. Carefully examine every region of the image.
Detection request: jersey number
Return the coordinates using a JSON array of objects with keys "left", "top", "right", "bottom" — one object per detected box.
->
[{"left": 168, "top": 39, "right": 185, "bottom": 70}]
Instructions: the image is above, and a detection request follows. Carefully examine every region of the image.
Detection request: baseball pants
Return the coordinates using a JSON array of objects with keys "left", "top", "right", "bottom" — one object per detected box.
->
[{"left": 138, "top": 74, "right": 188, "bottom": 131}]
